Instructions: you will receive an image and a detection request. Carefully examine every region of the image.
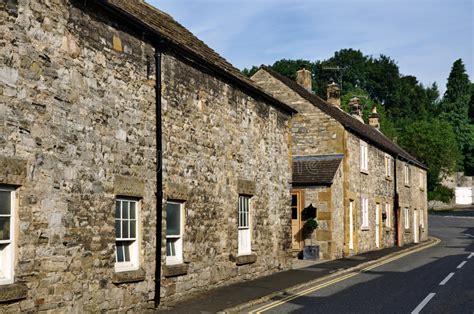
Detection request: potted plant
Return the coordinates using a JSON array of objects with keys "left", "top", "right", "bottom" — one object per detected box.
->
[{"left": 303, "top": 204, "right": 319, "bottom": 260}]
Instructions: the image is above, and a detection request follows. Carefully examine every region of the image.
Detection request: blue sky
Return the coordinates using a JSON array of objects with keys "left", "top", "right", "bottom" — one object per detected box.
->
[{"left": 148, "top": 0, "right": 473, "bottom": 94}]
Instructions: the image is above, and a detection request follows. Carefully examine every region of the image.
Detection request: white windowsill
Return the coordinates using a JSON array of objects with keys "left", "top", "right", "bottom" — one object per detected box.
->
[{"left": 114, "top": 263, "right": 139, "bottom": 273}]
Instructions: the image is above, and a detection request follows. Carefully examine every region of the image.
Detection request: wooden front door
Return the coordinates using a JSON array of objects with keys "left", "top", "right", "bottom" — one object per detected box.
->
[{"left": 291, "top": 192, "right": 303, "bottom": 250}]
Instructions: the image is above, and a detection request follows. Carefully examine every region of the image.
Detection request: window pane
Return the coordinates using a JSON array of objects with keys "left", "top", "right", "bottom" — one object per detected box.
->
[
  {"left": 124, "top": 244, "right": 130, "bottom": 262},
  {"left": 122, "top": 201, "right": 129, "bottom": 219},
  {"left": 130, "top": 220, "right": 136, "bottom": 238},
  {"left": 130, "top": 202, "right": 136, "bottom": 219},
  {"left": 166, "top": 239, "right": 176, "bottom": 256},
  {"left": 292, "top": 207, "right": 297, "bottom": 219},
  {"left": 291, "top": 195, "right": 297, "bottom": 206},
  {"left": 166, "top": 203, "right": 181, "bottom": 236},
  {"left": 0, "top": 191, "right": 11, "bottom": 215},
  {"left": 115, "top": 219, "right": 121, "bottom": 238},
  {"left": 122, "top": 220, "right": 129, "bottom": 238},
  {"left": 0, "top": 217, "right": 10, "bottom": 240},
  {"left": 115, "top": 201, "right": 120, "bottom": 219},
  {"left": 116, "top": 242, "right": 124, "bottom": 262}
]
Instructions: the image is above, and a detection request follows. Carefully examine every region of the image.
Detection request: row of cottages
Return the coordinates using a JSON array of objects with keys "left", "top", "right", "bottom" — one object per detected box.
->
[
  {"left": 251, "top": 67, "right": 428, "bottom": 260},
  {"left": 0, "top": 0, "right": 427, "bottom": 312}
]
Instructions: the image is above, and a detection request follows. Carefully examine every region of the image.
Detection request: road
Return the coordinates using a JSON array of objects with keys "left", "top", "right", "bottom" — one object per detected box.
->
[{"left": 248, "top": 211, "right": 474, "bottom": 313}]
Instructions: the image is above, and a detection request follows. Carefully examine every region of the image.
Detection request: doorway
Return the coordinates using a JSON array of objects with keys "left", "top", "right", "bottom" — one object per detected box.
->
[
  {"left": 291, "top": 191, "right": 303, "bottom": 250},
  {"left": 375, "top": 203, "right": 380, "bottom": 248},
  {"left": 413, "top": 209, "right": 419, "bottom": 243}
]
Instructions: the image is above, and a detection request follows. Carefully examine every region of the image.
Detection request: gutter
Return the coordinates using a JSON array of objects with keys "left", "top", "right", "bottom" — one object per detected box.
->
[
  {"left": 393, "top": 154, "right": 400, "bottom": 246},
  {"left": 154, "top": 42, "right": 164, "bottom": 307}
]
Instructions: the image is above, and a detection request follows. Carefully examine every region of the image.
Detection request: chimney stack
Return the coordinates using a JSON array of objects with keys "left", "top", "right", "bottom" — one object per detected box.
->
[
  {"left": 349, "top": 97, "right": 364, "bottom": 123},
  {"left": 296, "top": 67, "right": 312, "bottom": 91},
  {"left": 326, "top": 81, "right": 341, "bottom": 108},
  {"left": 369, "top": 106, "right": 380, "bottom": 130}
]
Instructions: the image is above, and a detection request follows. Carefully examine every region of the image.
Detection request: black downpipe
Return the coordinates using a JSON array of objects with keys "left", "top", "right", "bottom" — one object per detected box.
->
[
  {"left": 154, "top": 42, "right": 164, "bottom": 308},
  {"left": 393, "top": 155, "right": 399, "bottom": 246}
]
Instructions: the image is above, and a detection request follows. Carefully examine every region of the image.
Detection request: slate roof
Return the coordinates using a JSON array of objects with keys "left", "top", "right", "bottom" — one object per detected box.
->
[
  {"left": 261, "top": 66, "right": 427, "bottom": 169},
  {"left": 292, "top": 155, "right": 343, "bottom": 186},
  {"left": 99, "top": 0, "right": 296, "bottom": 115}
]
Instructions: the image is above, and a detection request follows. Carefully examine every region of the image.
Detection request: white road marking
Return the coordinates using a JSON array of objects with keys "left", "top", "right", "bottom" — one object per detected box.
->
[
  {"left": 457, "top": 261, "right": 467, "bottom": 269},
  {"left": 439, "top": 272, "right": 455, "bottom": 285},
  {"left": 468, "top": 253, "right": 474, "bottom": 259},
  {"left": 411, "top": 292, "right": 436, "bottom": 314},
  {"left": 462, "top": 233, "right": 474, "bottom": 238}
]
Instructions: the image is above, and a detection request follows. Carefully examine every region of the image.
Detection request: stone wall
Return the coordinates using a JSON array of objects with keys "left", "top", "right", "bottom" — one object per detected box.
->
[
  {"left": 397, "top": 161, "right": 428, "bottom": 244},
  {"left": 345, "top": 132, "right": 396, "bottom": 254},
  {"left": 251, "top": 70, "right": 345, "bottom": 156},
  {"left": 0, "top": 0, "right": 292, "bottom": 311},
  {"left": 160, "top": 53, "right": 292, "bottom": 305}
]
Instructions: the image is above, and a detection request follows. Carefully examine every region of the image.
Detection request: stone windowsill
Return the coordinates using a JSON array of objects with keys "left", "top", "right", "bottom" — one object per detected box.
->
[
  {"left": 404, "top": 229, "right": 412, "bottom": 233},
  {"left": 163, "top": 263, "right": 189, "bottom": 277},
  {"left": 404, "top": 184, "right": 410, "bottom": 188},
  {"left": 361, "top": 227, "right": 370, "bottom": 231},
  {"left": 385, "top": 176, "right": 393, "bottom": 182},
  {"left": 360, "top": 169, "right": 369, "bottom": 175},
  {"left": 235, "top": 254, "right": 257, "bottom": 266},
  {"left": 112, "top": 268, "right": 146, "bottom": 284},
  {"left": 0, "top": 283, "right": 27, "bottom": 303}
]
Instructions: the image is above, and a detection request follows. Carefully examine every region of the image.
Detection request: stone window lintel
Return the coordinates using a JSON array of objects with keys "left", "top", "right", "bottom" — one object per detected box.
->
[{"left": 233, "top": 253, "right": 257, "bottom": 266}]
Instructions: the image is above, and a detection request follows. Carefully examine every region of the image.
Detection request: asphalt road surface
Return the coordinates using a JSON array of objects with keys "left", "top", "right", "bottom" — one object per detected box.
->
[{"left": 248, "top": 211, "right": 474, "bottom": 313}]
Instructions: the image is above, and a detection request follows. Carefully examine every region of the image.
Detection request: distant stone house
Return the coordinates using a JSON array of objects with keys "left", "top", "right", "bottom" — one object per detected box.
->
[
  {"left": 0, "top": 0, "right": 296, "bottom": 311},
  {"left": 252, "top": 67, "right": 429, "bottom": 260}
]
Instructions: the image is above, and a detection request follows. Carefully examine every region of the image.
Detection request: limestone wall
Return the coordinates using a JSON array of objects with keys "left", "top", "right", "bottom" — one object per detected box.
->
[
  {"left": 0, "top": 0, "right": 292, "bottom": 311},
  {"left": 252, "top": 70, "right": 345, "bottom": 156},
  {"left": 345, "top": 132, "right": 396, "bottom": 254}
]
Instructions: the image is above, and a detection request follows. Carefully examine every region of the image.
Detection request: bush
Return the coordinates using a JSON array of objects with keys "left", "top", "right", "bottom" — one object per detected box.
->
[
  {"left": 428, "top": 185, "right": 454, "bottom": 203},
  {"left": 303, "top": 218, "right": 318, "bottom": 237}
]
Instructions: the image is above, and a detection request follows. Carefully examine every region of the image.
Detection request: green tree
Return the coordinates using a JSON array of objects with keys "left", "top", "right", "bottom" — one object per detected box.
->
[
  {"left": 399, "top": 119, "right": 461, "bottom": 191},
  {"left": 439, "top": 59, "right": 472, "bottom": 172}
]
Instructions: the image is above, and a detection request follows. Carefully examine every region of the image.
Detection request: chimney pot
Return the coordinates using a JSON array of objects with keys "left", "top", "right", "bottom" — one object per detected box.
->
[
  {"left": 369, "top": 106, "right": 380, "bottom": 130},
  {"left": 349, "top": 97, "right": 364, "bottom": 123},
  {"left": 296, "top": 68, "right": 312, "bottom": 91},
  {"left": 326, "top": 81, "right": 341, "bottom": 108}
]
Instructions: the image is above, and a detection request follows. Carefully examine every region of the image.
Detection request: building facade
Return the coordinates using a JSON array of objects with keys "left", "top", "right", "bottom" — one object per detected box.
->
[
  {"left": 0, "top": 0, "right": 295, "bottom": 311},
  {"left": 252, "top": 67, "right": 429, "bottom": 260}
]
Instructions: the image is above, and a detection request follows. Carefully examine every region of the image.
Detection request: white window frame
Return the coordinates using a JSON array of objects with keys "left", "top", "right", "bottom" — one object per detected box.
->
[
  {"left": 419, "top": 171, "right": 424, "bottom": 190},
  {"left": 404, "top": 207, "right": 410, "bottom": 229},
  {"left": 166, "top": 201, "right": 184, "bottom": 265},
  {"left": 404, "top": 164, "right": 410, "bottom": 186},
  {"left": 0, "top": 187, "right": 15, "bottom": 285},
  {"left": 385, "top": 155, "right": 392, "bottom": 178},
  {"left": 385, "top": 203, "right": 391, "bottom": 228},
  {"left": 238, "top": 195, "right": 251, "bottom": 255},
  {"left": 360, "top": 140, "right": 369, "bottom": 172},
  {"left": 361, "top": 197, "right": 369, "bottom": 229},
  {"left": 115, "top": 198, "right": 140, "bottom": 272}
]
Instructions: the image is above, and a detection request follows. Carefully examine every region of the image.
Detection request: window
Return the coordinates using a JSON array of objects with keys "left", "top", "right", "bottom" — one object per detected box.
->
[
  {"left": 0, "top": 187, "right": 15, "bottom": 285},
  {"left": 238, "top": 195, "right": 251, "bottom": 255},
  {"left": 166, "top": 201, "right": 184, "bottom": 265},
  {"left": 360, "top": 140, "right": 368, "bottom": 172},
  {"left": 419, "top": 171, "right": 424, "bottom": 190},
  {"left": 385, "top": 203, "right": 391, "bottom": 228},
  {"left": 385, "top": 155, "right": 392, "bottom": 178},
  {"left": 404, "top": 164, "right": 410, "bottom": 186},
  {"left": 115, "top": 198, "right": 139, "bottom": 272},
  {"left": 361, "top": 197, "right": 369, "bottom": 229},
  {"left": 404, "top": 207, "right": 410, "bottom": 229}
]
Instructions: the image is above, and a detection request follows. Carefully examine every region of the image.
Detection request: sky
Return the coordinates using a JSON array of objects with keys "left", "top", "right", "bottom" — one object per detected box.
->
[{"left": 147, "top": 0, "right": 473, "bottom": 94}]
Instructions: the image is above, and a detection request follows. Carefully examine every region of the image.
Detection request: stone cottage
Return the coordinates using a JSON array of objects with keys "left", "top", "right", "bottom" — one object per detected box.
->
[
  {"left": 252, "top": 67, "right": 429, "bottom": 260},
  {"left": 0, "top": 0, "right": 296, "bottom": 311}
]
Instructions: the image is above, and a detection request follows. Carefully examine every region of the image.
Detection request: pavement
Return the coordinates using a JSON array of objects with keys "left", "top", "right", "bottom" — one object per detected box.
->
[
  {"left": 244, "top": 212, "right": 474, "bottom": 313},
  {"left": 162, "top": 235, "right": 438, "bottom": 313}
]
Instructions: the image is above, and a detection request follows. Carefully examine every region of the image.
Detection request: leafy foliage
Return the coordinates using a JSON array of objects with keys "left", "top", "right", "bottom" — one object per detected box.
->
[{"left": 303, "top": 217, "right": 318, "bottom": 237}]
